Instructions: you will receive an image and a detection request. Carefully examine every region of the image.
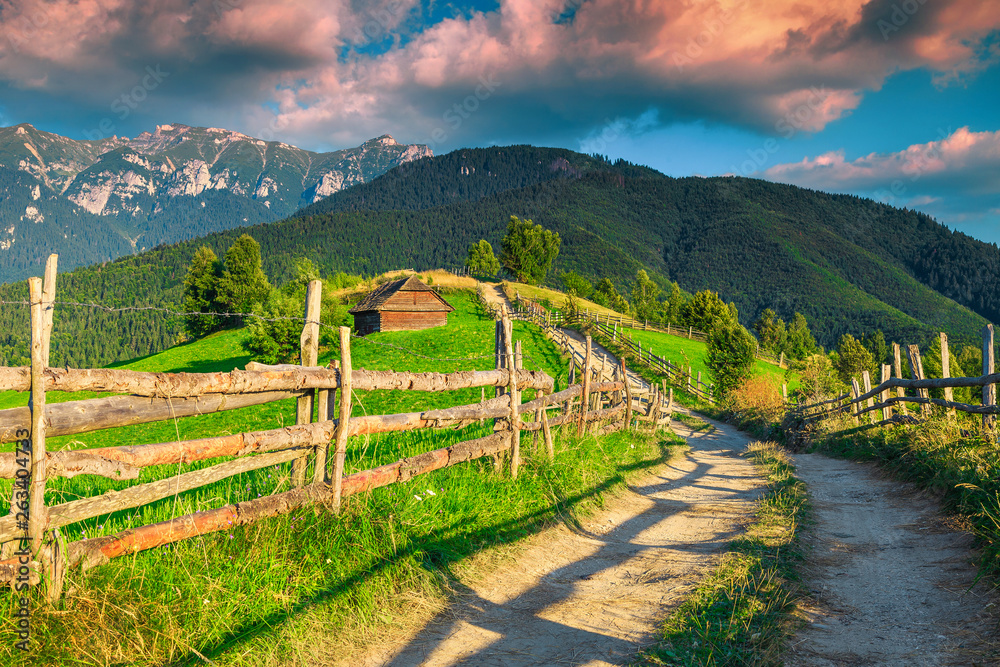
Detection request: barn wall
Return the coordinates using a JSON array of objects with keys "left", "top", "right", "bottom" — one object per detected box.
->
[
  {"left": 353, "top": 311, "right": 381, "bottom": 335},
  {"left": 380, "top": 311, "right": 449, "bottom": 331}
]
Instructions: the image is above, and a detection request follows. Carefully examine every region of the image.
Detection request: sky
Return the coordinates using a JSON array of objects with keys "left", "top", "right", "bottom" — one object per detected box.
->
[{"left": 0, "top": 0, "right": 998, "bottom": 242}]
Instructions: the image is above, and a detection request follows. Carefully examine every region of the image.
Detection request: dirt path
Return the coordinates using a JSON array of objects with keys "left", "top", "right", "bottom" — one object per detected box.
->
[
  {"left": 789, "top": 454, "right": 1000, "bottom": 666},
  {"left": 354, "top": 415, "right": 764, "bottom": 666},
  {"left": 479, "top": 283, "right": 513, "bottom": 319}
]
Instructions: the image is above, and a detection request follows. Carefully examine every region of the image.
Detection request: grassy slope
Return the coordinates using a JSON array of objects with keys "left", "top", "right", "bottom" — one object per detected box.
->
[
  {"left": 623, "top": 327, "right": 799, "bottom": 392},
  {"left": 502, "top": 280, "right": 797, "bottom": 392},
  {"left": 0, "top": 289, "right": 683, "bottom": 666}
]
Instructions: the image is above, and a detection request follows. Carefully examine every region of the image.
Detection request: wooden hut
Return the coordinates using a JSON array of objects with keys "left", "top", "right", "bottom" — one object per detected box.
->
[{"left": 349, "top": 276, "right": 455, "bottom": 335}]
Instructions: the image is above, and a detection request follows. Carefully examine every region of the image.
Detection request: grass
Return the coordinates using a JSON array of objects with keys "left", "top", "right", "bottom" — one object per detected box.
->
[
  {"left": 0, "top": 288, "right": 683, "bottom": 666},
  {"left": 499, "top": 281, "right": 622, "bottom": 318},
  {"left": 802, "top": 410, "right": 1000, "bottom": 579},
  {"left": 638, "top": 440, "right": 808, "bottom": 666},
  {"left": 621, "top": 328, "right": 798, "bottom": 393}
]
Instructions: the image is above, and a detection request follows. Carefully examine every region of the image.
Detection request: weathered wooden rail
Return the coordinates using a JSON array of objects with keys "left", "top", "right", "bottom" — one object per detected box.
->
[
  {"left": 795, "top": 327, "right": 1000, "bottom": 429},
  {"left": 1, "top": 257, "right": 673, "bottom": 601}
]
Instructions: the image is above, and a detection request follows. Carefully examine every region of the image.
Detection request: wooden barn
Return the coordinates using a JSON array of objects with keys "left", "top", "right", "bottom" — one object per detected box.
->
[{"left": 349, "top": 276, "right": 455, "bottom": 335}]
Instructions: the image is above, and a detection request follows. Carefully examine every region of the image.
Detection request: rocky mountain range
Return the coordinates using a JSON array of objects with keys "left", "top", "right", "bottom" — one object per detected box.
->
[{"left": 0, "top": 123, "right": 431, "bottom": 283}]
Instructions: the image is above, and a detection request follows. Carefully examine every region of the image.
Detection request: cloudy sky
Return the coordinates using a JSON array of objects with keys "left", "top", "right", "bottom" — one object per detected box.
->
[{"left": 1, "top": 0, "right": 998, "bottom": 242}]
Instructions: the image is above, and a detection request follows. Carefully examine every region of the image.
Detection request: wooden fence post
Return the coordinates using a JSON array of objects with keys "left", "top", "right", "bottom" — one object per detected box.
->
[
  {"left": 24, "top": 276, "right": 51, "bottom": 593},
  {"left": 688, "top": 326, "right": 693, "bottom": 339},
  {"left": 850, "top": 377, "right": 861, "bottom": 425},
  {"left": 880, "top": 364, "right": 892, "bottom": 422},
  {"left": 331, "top": 327, "right": 352, "bottom": 512},
  {"left": 940, "top": 333, "right": 955, "bottom": 420},
  {"left": 687, "top": 367, "right": 692, "bottom": 393},
  {"left": 906, "top": 344, "right": 931, "bottom": 418},
  {"left": 504, "top": 318, "right": 521, "bottom": 477},
  {"left": 37, "top": 258, "right": 62, "bottom": 601},
  {"left": 892, "top": 343, "right": 908, "bottom": 417},
  {"left": 983, "top": 324, "right": 996, "bottom": 430},
  {"left": 495, "top": 320, "right": 504, "bottom": 398},
  {"left": 577, "top": 336, "right": 592, "bottom": 437},
  {"left": 621, "top": 359, "right": 633, "bottom": 430},
  {"left": 862, "top": 370, "right": 874, "bottom": 423},
  {"left": 293, "top": 280, "right": 321, "bottom": 487},
  {"left": 538, "top": 390, "right": 554, "bottom": 460},
  {"left": 782, "top": 383, "right": 788, "bottom": 403}
]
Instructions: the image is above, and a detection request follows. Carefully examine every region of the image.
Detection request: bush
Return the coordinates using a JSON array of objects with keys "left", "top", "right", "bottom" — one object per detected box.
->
[{"left": 706, "top": 323, "right": 757, "bottom": 397}]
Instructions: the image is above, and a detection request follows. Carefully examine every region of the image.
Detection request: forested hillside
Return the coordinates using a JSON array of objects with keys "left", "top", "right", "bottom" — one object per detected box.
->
[{"left": 1, "top": 145, "right": 996, "bottom": 368}]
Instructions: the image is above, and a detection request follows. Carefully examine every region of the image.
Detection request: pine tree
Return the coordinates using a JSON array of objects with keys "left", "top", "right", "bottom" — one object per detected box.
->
[
  {"left": 182, "top": 245, "right": 223, "bottom": 338},
  {"left": 217, "top": 235, "right": 271, "bottom": 323}
]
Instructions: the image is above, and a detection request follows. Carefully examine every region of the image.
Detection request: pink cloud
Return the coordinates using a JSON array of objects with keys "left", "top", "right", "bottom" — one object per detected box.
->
[
  {"left": 0, "top": 0, "right": 997, "bottom": 149},
  {"left": 763, "top": 127, "right": 1000, "bottom": 191}
]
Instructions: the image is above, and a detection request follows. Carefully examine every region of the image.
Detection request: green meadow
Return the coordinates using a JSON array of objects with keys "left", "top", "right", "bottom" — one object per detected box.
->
[{"left": 0, "top": 289, "right": 683, "bottom": 666}]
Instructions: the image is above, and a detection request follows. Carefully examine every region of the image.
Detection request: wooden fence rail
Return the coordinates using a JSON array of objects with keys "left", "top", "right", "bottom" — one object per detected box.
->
[
  {"left": 1, "top": 257, "right": 673, "bottom": 600},
  {"left": 796, "top": 324, "right": 1000, "bottom": 429}
]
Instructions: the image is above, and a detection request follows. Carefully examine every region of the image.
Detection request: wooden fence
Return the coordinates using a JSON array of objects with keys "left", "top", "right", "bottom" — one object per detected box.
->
[
  {"left": 795, "top": 326, "right": 1000, "bottom": 428},
  {"left": 510, "top": 290, "right": 785, "bottom": 368},
  {"left": 508, "top": 293, "right": 716, "bottom": 404},
  {"left": 1, "top": 257, "right": 672, "bottom": 601}
]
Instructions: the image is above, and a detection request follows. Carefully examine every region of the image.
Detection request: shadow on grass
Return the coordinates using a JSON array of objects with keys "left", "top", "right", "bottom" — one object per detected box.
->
[{"left": 162, "top": 439, "right": 680, "bottom": 666}]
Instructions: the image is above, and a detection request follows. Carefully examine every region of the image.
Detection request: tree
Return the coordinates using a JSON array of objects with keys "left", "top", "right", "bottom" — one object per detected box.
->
[
  {"left": 182, "top": 245, "right": 223, "bottom": 338},
  {"left": 833, "top": 334, "right": 875, "bottom": 384},
  {"left": 665, "top": 282, "right": 685, "bottom": 325},
  {"left": 862, "top": 330, "right": 888, "bottom": 367},
  {"left": 592, "top": 278, "right": 630, "bottom": 314},
  {"left": 216, "top": 235, "right": 271, "bottom": 322},
  {"left": 499, "top": 216, "right": 560, "bottom": 284},
  {"left": 753, "top": 309, "right": 787, "bottom": 354},
  {"left": 560, "top": 270, "right": 593, "bottom": 298},
  {"left": 786, "top": 313, "right": 819, "bottom": 359},
  {"left": 630, "top": 270, "right": 661, "bottom": 321},
  {"left": 794, "top": 354, "right": 842, "bottom": 403},
  {"left": 243, "top": 261, "right": 350, "bottom": 364},
  {"left": 706, "top": 323, "right": 758, "bottom": 397},
  {"left": 465, "top": 240, "right": 501, "bottom": 277},
  {"left": 243, "top": 289, "right": 302, "bottom": 364},
  {"left": 679, "top": 290, "right": 736, "bottom": 332}
]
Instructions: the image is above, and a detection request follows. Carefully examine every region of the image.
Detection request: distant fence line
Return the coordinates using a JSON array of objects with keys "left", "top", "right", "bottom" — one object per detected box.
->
[
  {"left": 2, "top": 256, "right": 673, "bottom": 601},
  {"left": 507, "top": 289, "right": 785, "bottom": 367},
  {"left": 795, "top": 327, "right": 1000, "bottom": 429}
]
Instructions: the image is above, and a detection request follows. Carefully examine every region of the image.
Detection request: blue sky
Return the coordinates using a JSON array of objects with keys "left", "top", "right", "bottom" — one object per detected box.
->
[{"left": 0, "top": 0, "right": 998, "bottom": 242}]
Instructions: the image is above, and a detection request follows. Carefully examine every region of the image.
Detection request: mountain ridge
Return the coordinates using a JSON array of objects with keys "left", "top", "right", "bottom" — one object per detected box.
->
[
  {"left": 1, "top": 144, "right": 996, "bottom": 368},
  {"left": 0, "top": 123, "right": 431, "bottom": 282}
]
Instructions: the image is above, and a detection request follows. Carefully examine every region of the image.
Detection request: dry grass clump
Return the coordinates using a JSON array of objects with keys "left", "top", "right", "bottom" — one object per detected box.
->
[{"left": 725, "top": 377, "right": 785, "bottom": 426}]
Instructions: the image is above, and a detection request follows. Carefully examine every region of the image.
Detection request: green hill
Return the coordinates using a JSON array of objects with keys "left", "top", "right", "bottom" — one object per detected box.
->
[{"left": 0, "top": 145, "right": 996, "bottom": 368}]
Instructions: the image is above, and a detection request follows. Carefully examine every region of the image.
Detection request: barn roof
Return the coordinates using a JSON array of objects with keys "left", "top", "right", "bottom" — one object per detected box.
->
[{"left": 348, "top": 276, "right": 455, "bottom": 314}]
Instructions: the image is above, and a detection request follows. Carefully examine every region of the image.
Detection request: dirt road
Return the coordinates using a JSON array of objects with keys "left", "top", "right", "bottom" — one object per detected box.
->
[
  {"left": 355, "top": 416, "right": 764, "bottom": 666},
  {"left": 788, "top": 454, "right": 999, "bottom": 666}
]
